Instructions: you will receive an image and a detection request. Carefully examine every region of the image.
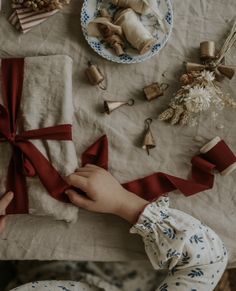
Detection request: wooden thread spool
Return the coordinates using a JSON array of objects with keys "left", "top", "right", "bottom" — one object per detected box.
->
[
  {"left": 114, "top": 8, "right": 157, "bottom": 54},
  {"left": 200, "top": 136, "right": 236, "bottom": 176},
  {"left": 144, "top": 82, "right": 169, "bottom": 101},
  {"left": 104, "top": 34, "right": 125, "bottom": 56},
  {"left": 85, "top": 61, "right": 107, "bottom": 90},
  {"left": 200, "top": 41, "right": 216, "bottom": 61}
]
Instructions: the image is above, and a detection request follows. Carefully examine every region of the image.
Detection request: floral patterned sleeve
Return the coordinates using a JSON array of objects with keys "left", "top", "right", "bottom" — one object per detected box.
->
[{"left": 130, "top": 197, "right": 228, "bottom": 291}]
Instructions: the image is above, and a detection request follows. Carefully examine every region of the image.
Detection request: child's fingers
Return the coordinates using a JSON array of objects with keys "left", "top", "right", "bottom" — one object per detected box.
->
[
  {"left": 76, "top": 165, "right": 101, "bottom": 174},
  {"left": 66, "top": 174, "right": 88, "bottom": 191},
  {"left": 85, "top": 164, "right": 101, "bottom": 169},
  {"left": 74, "top": 171, "right": 91, "bottom": 178},
  {"left": 0, "top": 216, "right": 6, "bottom": 233},
  {"left": 0, "top": 192, "right": 14, "bottom": 215},
  {"left": 76, "top": 167, "right": 95, "bottom": 173},
  {"left": 75, "top": 165, "right": 103, "bottom": 175},
  {"left": 65, "top": 189, "right": 92, "bottom": 209}
]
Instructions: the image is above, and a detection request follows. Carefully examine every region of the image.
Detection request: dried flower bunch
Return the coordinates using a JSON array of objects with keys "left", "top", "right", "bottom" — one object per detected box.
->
[
  {"left": 159, "top": 22, "right": 236, "bottom": 127},
  {"left": 12, "top": 0, "right": 70, "bottom": 11},
  {"left": 159, "top": 70, "right": 236, "bottom": 126}
]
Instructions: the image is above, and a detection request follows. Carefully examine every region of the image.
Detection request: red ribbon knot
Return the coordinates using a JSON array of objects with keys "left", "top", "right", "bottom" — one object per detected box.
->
[{"left": 6, "top": 133, "right": 16, "bottom": 144}]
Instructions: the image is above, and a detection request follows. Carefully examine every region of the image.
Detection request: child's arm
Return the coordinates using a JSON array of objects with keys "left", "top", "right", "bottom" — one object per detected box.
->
[
  {"left": 0, "top": 192, "right": 14, "bottom": 233},
  {"left": 66, "top": 165, "right": 228, "bottom": 291},
  {"left": 66, "top": 164, "right": 148, "bottom": 223}
]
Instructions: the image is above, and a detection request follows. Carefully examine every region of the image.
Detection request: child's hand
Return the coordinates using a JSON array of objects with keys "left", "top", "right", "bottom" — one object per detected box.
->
[
  {"left": 66, "top": 165, "right": 148, "bottom": 224},
  {"left": 0, "top": 192, "right": 14, "bottom": 233}
]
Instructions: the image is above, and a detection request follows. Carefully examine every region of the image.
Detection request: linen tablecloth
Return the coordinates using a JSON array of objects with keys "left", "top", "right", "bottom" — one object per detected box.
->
[{"left": 0, "top": 0, "right": 235, "bottom": 267}]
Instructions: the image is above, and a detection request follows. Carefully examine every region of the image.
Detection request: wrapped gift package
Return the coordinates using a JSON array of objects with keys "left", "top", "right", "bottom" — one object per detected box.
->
[{"left": 0, "top": 55, "right": 79, "bottom": 222}]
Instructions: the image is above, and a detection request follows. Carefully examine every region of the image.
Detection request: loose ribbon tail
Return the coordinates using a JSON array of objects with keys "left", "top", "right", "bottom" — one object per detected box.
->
[
  {"left": 81, "top": 135, "right": 234, "bottom": 202},
  {"left": 6, "top": 148, "right": 29, "bottom": 214},
  {"left": 82, "top": 135, "right": 109, "bottom": 170}
]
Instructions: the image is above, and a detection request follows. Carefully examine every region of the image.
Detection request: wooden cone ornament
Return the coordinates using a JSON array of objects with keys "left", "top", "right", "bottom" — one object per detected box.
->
[
  {"left": 104, "top": 98, "right": 135, "bottom": 114},
  {"left": 142, "top": 118, "right": 156, "bottom": 155},
  {"left": 217, "top": 65, "right": 235, "bottom": 79}
]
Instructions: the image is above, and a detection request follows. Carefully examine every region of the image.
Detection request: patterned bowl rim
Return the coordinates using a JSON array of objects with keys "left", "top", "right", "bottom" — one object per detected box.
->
[{"left": 81, "top": 0, "right": 174, "bottom": 64}]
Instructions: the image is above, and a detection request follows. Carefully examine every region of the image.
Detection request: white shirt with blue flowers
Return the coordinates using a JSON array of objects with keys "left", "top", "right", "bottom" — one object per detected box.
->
[
  {"left": 11, "top": 197, "right": 228, "bottom": 291},
  {"left": 130, "top": 196, "right": 228, "bottom": 291}
]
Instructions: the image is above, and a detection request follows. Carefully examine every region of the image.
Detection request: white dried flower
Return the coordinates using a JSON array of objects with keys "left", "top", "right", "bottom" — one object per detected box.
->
[
  {"left": 184, "top": 85, "right": 212, "bottom": 113},
  {"left": 200, "top": 70, "right": 215, "bottom": 82},
  {"left": 207, "top": 85, "right": 224, "bottom": 109}
]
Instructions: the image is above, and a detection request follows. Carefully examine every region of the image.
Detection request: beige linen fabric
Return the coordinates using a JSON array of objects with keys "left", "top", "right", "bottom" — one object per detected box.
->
[
  {"left": 0, "top": 0, "right": 235, "bottom": 267},
  {"left": 0, "top": 55, "right": 79, "bottom": 222}
]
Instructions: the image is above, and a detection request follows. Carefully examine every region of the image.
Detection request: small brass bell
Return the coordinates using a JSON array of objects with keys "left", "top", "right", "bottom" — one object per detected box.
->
[
  {"left": 142, "top": 118, "right": 156, "bottom": 155},
  {"left": 104, "top": 98, "right": 135, "bottom": 114},
  {"left": 85, "top": 61, "right": 107, "bottom": 90},
  {"left": 143, "top": 82, "right": 169, "bottom": 101}
]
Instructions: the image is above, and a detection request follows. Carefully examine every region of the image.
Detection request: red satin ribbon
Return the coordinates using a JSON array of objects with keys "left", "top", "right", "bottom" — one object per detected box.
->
[
  {"left": 202, "top": 140, "right": 236, "bottom": 173},
  {"left": 0, "top": 59, "right": 71, "bottom": 214},
  {"left": 1, "top": 58, "right": 235, "bottom": 216},
  {"left": 82, "top": 135, "right": 236, "bottom": 201}
]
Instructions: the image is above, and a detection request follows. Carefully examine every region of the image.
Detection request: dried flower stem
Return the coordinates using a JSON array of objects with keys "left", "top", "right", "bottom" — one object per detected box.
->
[{"left": 12, "top": 0, "right": 71, "bottom": 11}]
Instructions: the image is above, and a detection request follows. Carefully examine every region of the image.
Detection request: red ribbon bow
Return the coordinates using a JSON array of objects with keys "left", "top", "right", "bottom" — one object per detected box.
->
[{"left": 0, "top": 59, "right": 71, "bottom": 214}]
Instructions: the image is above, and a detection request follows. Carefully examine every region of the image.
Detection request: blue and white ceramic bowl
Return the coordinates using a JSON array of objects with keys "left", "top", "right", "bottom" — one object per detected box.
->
[{"left": 81, "top": 0, "right": 173, "bottom": 64}]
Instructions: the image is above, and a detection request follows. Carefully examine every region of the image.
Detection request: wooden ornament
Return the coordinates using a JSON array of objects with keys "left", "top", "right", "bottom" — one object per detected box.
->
[
  {"left": 96, "top": 9, "right": 125, "bottom": 56},
  {"left": 200, "top": 41, "right": 216, "bottom": 60},
  {"left": 144, "top": 82, "right": 169, "bottom": 101},
  {"left": 185, "top": 23, "right": 236, "bottom": 80},
  {"left": 142, "top": 118, "right": 156, "bottom": 155},
  {"left": 85, "top": 61, "right": 107, "bottom": 90},
  {"left": 104, "top": 98, "right": 135, "bottom": 114},
  {"left": 104, "top": 34, "right": 125, "bottom": 56}
]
